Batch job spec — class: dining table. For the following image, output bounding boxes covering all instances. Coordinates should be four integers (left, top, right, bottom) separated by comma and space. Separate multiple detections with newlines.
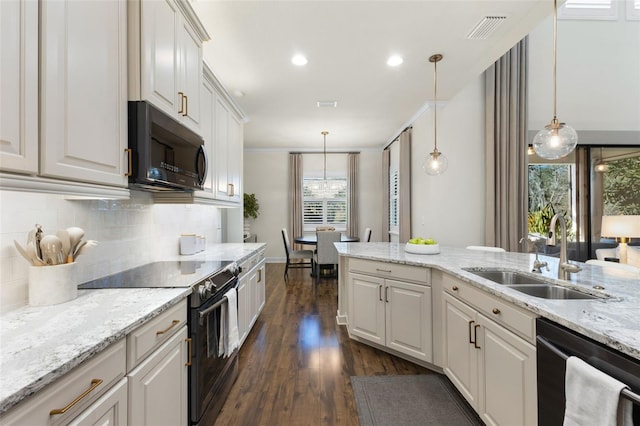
294, 234, 360, 245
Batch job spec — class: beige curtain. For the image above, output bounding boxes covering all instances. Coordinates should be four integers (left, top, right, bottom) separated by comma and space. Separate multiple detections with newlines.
382, 149, 390, 242
398, 128, 412, 243
347, 153, 359, 237
485, 37, 528, 252
289, 153, 304, 250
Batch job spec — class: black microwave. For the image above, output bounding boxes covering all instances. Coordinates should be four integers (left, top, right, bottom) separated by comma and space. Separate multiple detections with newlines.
127, 101, 206, 191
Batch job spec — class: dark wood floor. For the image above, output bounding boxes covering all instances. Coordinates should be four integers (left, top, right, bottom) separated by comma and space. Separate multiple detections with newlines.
214, 263, 431, 426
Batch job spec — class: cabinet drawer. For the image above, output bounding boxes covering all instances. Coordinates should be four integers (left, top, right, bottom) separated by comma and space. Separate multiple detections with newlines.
126, 299, 187, 371
349, 258, 430, 284
0, 340, 126, 426
443, 275, 536, 343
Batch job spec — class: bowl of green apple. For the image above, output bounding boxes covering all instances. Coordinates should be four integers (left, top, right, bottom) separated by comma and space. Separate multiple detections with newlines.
405, 237, 440, 254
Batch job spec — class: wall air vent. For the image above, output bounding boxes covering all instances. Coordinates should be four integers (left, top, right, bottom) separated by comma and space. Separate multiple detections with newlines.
466, 16, 507, 39
317, 101, 338, 108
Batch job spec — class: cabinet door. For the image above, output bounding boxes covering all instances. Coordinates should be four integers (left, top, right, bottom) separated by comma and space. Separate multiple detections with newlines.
67, 378, 128, 426
443, 293, 479, 409
40, 0, 127, 186
256, 261, 266, 314
227, 113, 242, 203
215, 98, 230, 199
179, 19, 202, 132
0, 0, 38, 174
385, 279, 432, 362
348, 273, 385, 345
247, 268, 259, 329
477, 314, 537, 426
140, 0, 179, 117
197, 72, 215, 197
237, 277, 249, 345
128, 326, 188, 426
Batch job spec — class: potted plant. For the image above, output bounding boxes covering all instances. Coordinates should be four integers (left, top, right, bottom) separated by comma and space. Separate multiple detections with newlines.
243, 193, 260, 239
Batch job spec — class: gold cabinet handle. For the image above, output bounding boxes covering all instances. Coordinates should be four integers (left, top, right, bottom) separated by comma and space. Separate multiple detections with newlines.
124, 148, 132, 176
183, 94, 188, 116
185, 337, 193, 366
178, 92, 185, 114
474, 324, 481, 349
156, 319, 180, 336
452, 285, 459, 291
468, 320, 475, 344
492, 308, 501, 315
50, 379, 103, 415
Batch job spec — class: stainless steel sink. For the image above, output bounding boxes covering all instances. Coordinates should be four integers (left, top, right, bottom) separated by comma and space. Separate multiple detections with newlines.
464, 268, 607, 300
505, 285, 603, 300
465, 269, 548, 285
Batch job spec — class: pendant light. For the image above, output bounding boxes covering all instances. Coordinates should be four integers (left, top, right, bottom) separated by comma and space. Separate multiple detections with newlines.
532, 0, 578, 160
595, 147, 609, 172
423, 54, 448, 175
309, 131, 341, 198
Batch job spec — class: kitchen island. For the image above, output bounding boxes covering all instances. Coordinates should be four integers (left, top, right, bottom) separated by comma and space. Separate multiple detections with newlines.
336, 242, 639, 425
335, 242, 639, 360
0, 243, 265, 417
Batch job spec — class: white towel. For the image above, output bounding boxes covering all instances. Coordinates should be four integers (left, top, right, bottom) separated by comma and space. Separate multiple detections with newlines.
218, 288, 239, 358
563, 356, 633, 426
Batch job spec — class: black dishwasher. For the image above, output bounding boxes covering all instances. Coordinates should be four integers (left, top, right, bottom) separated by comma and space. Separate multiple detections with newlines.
536, 318, 640, 425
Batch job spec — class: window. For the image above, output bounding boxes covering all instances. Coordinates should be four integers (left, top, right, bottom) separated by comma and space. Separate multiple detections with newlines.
528, 163, 576, 240
558, 0, 619, 20
303, 178, 347, 231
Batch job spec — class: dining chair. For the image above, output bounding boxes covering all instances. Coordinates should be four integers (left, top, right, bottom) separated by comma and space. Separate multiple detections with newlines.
314, 231, 341, 283
281, 228, 314, 280
466, 245, 506, 252
363, 227, 372, 242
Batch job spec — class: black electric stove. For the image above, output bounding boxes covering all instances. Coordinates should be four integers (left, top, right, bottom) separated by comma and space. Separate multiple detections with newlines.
79, 260, 232, 289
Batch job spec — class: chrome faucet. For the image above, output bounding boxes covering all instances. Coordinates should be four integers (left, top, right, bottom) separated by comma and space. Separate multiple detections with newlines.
547, 213, 581, 280
520, 235, 548, 273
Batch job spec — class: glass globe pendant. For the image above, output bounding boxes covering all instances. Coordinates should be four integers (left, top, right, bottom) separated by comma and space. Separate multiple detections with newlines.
423, 54, 448, 176
533, 0, 578, 160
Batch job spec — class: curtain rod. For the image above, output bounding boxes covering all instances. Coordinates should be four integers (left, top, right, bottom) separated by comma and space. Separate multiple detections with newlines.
289, 151, 361, 155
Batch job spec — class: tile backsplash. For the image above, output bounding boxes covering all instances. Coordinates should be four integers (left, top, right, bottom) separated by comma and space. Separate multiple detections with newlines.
0, 189, 222, 312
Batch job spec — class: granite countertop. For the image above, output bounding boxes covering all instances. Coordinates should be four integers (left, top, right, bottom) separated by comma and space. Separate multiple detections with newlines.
335, 242, 640, 360
0, 243, 266, 415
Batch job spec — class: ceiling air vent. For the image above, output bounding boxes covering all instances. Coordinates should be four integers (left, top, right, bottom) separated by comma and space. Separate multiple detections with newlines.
466, 16, 507, 40
317, 101, 338, 108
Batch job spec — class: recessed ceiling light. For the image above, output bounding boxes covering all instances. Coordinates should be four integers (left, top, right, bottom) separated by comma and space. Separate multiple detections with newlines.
291, 54, 308, 66
317, 101, 338, 108
387, 55, 403, 67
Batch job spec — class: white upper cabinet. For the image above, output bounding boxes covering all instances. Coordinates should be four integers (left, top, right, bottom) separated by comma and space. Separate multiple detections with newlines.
0, 0, 38, 174
40, 0, 128, 187
130, 0, 209, 134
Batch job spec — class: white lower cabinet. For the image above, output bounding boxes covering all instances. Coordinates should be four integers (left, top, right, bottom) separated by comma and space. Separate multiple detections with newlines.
348, 271, 432, 363
0, 340, 127, 425
127, 325, 188, 426
67, 378, 128, 426
237, 251, 266, 346
443, 287, 537, 426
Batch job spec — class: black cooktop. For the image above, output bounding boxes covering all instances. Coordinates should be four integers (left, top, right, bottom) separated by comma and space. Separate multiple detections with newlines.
78, 260, 233, 289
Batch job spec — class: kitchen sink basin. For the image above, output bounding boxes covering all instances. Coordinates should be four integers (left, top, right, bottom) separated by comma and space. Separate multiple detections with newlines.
465, 269, 548, 285
505, 285, 603, 300
464, 268, 608, 300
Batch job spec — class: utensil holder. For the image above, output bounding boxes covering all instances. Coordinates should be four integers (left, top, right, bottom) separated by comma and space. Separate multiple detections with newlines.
28, 262, 78, 306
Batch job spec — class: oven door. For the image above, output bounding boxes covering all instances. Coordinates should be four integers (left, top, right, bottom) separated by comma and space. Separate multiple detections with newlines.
189, 282, 239, 426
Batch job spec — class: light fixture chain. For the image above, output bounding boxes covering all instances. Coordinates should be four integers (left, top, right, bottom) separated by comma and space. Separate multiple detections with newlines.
434, 58, 438, 151
553, 0, 558, 119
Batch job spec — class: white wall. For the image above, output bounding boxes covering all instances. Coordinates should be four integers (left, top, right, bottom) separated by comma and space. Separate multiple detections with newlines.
243, 149, 382, 261
0, 190, 222, 312
529, 15, 640, 137
410, 75, 486, 248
